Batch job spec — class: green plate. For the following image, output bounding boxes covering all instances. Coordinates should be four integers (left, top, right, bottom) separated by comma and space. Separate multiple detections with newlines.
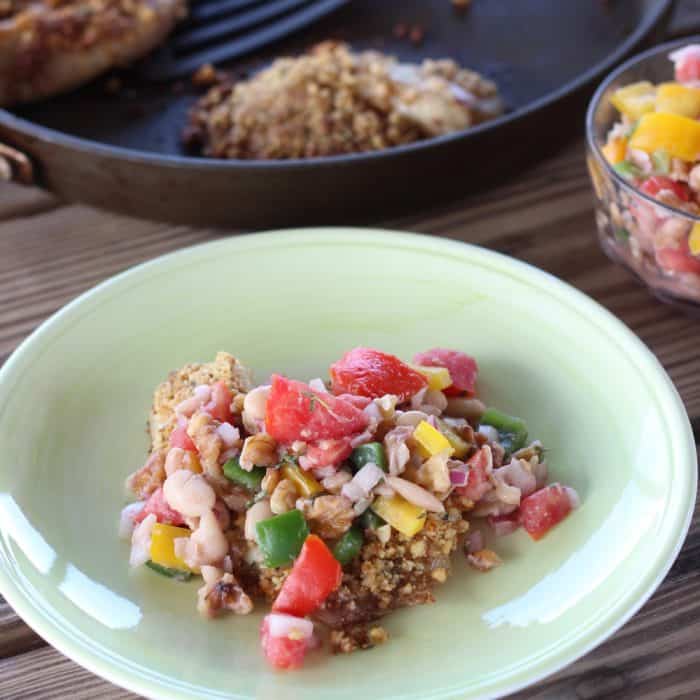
0, 229, 695, 699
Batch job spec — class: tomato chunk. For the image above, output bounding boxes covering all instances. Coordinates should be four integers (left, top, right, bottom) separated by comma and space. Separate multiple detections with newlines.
260, 616, 309, 670
169, 426, 197, 452
205, 381, 233, 423
133, 487, 185, 526
266, 375, 368, 444
455, 445, 493, 502
330, 347, 427, 401
639, 176, 691, 202
413, 347, 478, 396
273, 534, 342, 617
673, 47, 700, 83
300, 437, 354, 470
520, 484, 574, 540
656, 246, 700, 275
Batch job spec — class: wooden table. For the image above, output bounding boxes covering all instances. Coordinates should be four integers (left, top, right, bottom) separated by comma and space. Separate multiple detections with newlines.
0, 137, 699, 699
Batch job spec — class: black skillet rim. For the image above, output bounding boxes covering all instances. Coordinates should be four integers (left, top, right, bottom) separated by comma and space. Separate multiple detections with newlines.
0, 0, 674, 171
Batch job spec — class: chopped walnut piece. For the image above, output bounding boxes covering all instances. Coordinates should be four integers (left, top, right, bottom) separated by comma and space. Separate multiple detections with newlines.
467, 549, 502, 572
197, 566, 253, 617
329, 624, 389, 654
125, 450, 166, 499
301, 495, 354, 539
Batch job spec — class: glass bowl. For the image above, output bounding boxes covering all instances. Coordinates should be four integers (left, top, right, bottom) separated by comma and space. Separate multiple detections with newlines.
586, 37, 700, 313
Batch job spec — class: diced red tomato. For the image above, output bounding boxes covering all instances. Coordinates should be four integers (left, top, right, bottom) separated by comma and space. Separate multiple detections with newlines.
520, 484, 573, 540
133, 487, 185, 526
273, 535, 342, 617
640, 176, 691, 202
673, 48, 700, 83
455, 445, 493, 502
266, 375, 368, 444
330, 347, 427, 401
656, 246, 700, 275
260, 616, 309, 670
169, 426, 197, 452
413, 347, 479, 396
301, 437, 354, 469
335, 393, 373, 410
205, 381, 233, 423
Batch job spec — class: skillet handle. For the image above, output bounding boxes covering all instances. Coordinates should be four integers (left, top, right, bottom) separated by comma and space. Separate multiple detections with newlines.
0, 142, 34, 185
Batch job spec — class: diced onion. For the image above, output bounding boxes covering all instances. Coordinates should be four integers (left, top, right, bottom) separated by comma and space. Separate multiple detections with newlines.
449, 469, 468, 487
193, 384, 212, 402
129, 513, 156, 567
478, 425, 499, 442
564, 486, 580, 509
217, 422, 240, 446
308, 378, 327, 393
386, 475, 445, 513
267, 613, 314, 640
119, 501, 145, 539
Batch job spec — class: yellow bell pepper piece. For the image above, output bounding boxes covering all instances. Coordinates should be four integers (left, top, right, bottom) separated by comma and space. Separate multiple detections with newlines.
690, 223, 700, 256
149, 523, 193, 572
413, 420, 454, 458
610, 81, 656, 120
629, 112, 700, 162
282, 463, 323, 497
371, 495, 426, 538
601, 137, 628, 165
407, 364, 452, 391
656, 82, 700, 118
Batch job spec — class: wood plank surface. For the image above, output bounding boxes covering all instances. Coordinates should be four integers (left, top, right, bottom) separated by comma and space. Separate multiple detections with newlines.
4, 0, 700, 686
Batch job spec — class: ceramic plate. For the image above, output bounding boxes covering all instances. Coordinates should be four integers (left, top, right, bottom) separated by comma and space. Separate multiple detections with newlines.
0, 229, 695, 700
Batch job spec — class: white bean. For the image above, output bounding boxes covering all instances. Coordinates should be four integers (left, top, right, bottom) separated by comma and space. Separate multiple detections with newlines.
163, 470, 215, 517
245, 499, 273, 542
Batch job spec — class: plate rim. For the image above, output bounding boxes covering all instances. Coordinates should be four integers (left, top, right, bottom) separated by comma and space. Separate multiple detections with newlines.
0, 228, 695, 700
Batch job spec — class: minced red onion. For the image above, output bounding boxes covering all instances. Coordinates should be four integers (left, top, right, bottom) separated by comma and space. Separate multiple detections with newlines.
193, 384, 212, 403
312, 464, 337, 479
386, 475, 445, 513
489, 517, 519, 537
217, 422, 240, 447
466, 530, 483, 554
341, 480, 365, 503
350, 428, 375, 448
220, 447, 239, 463
449, 469, 468, 487
308, 378, 327, 393
119, 501, 145, 539
266, 613, 314, 640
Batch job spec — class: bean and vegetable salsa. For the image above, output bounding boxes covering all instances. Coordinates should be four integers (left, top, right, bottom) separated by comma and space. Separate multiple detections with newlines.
601, 45, 700, 279
121, 347, 578, 670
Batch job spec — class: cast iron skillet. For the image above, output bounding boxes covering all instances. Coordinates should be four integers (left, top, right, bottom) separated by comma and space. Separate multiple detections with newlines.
0, 0, 675, 228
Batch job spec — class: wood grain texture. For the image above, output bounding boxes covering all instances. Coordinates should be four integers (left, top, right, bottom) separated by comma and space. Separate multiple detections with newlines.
0, 135, 699, 697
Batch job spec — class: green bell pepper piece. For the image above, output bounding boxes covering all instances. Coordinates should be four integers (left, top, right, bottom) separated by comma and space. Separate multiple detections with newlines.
359, 508, 385, 530
651, 148, 670, 174
480, 408, 528, 455
223, 457, 265, 492
613, 160, 642, 179
350, 442, 387, 472
332, 526, 364, 566
145, 561, 192, 582
256, 509, 310, 568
